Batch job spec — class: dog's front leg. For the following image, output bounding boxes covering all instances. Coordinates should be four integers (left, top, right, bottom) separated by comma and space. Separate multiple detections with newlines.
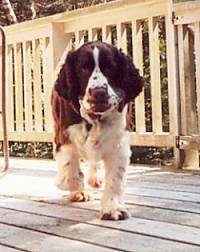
100, 143, 131, 220
55, 144, 90, 202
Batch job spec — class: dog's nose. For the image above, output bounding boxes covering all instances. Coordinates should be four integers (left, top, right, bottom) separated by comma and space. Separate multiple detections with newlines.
88, 86, 108, 103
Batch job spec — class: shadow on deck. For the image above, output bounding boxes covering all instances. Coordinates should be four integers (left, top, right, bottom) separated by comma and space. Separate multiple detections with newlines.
0, 158, 200, 252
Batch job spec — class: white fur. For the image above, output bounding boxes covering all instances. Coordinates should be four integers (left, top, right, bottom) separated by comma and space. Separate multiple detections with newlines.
81, 47, 120, 114
56, 105, 131, 219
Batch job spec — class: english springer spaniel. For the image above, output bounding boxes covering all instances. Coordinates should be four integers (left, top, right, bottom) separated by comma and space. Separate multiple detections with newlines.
51, 41, 143, 220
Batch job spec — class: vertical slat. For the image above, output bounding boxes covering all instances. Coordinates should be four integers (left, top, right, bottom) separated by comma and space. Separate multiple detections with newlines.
132, 20, 145, 133
116, 23, 122, 49
43, 37, 53, 132
93, 29, 98, 41
178, 24, 199, 169
88, 29, 93, 41
194, 22, 200, 134
149, 17, 162, 133
7, 45, 14, 132
102, 25, 112, 43
75, 31, 84, 49
88, 28, 98, 42
165, 1, 182, 168
0, 47, 2, 132
14, 43, 24, 132
178, 25, 198, 135
32, 39, 43, 132
177, 25, 186, 134
122, 23, 128, 53
23, 41, 33, 132
79, 31, 85, 46
75, 31, 79, 49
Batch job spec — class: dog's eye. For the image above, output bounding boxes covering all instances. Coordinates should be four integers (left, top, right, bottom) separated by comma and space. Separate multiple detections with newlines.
80, 64, 91, 75
81, 67, 90, 74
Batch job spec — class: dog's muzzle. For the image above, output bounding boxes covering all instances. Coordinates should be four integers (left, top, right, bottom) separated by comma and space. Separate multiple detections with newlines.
87, 86, 111, 113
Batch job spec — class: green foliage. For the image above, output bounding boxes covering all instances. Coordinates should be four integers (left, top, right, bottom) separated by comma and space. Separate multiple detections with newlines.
131, 146, 173, 166
0, 141, 53, 159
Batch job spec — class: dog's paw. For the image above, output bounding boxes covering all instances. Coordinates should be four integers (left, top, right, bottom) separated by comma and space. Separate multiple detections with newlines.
88, 176, 102, 188
69, 191, 91, 202
100, 208, 130, 221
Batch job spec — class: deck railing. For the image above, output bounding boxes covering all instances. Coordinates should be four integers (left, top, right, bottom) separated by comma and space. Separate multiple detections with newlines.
0, 0, 199, 168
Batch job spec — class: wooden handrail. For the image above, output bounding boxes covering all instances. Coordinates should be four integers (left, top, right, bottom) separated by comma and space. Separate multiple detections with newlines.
0, 25, 9, 176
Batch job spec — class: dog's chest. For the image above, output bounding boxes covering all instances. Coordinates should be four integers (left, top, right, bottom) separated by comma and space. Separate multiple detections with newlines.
67, 112, 125, 162
68, 121, 109, 161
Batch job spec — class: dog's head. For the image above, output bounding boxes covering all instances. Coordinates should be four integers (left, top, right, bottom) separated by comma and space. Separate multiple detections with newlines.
55, 41, 143, 119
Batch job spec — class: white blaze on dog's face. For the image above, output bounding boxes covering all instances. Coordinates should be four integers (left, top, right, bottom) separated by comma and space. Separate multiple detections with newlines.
80, 46, 121, 116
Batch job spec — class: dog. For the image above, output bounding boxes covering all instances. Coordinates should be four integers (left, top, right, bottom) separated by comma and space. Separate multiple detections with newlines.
51, 41, 143, 220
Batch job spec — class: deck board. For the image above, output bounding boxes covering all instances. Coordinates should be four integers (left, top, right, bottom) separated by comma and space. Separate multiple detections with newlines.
1, 158, 200, 251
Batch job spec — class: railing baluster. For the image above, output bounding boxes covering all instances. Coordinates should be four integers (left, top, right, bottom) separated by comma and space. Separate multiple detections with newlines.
132, 20, 145, 133
23, 41, 33, 132
42, 37, 53, 132
149, 17, 162, 133
14, 43, 24, 132
7, 45, 14, 132
32, 39, 43, 132
194, 21, 200, 134
102, 25, 112, 44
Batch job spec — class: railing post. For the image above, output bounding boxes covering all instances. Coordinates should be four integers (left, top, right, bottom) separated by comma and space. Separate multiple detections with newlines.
166, 1, 183, 168
0, 25, 9, 175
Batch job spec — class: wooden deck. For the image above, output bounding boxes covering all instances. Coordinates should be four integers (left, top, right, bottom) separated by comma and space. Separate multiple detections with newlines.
1, 159, 200, 251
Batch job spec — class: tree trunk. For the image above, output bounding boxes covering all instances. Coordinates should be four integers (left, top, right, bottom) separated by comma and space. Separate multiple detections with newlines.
30, 0, 36, 19
2, 0, 17, 24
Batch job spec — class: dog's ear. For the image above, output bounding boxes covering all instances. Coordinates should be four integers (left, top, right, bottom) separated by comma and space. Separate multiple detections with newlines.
117, 50, 143, 104
54, 51, 80, 110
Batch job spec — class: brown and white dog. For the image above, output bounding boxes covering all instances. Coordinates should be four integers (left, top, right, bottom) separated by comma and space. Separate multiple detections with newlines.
51, 41, 143, 220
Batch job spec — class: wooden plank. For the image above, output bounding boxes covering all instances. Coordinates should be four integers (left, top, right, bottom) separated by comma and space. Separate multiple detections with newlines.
0, 245, 23, 252
165, 1, 182, 168
125, 186, 200, 203
177, 24, 199, 169
1, 198, 200, 249
42, 37, 53, 132
129, 132, 174, 146
32, 39, 43, 132
120, 23, 127, 53
194, 22, 200, 134
116, 23, 122, 49
6, 26, 51, 44
177, 24, 187, 134
79, 193, 200, 216
149, 17, 162, 133
23, 41, 33, 132
88, 29, 93, 41
1, 207, 200, 252
75, 30, 84, 49
102, 25, 112, 44
0, 48, 2, 132
132, 20, 145, 133
127, 169, 200, 187
178, 24, 198, 135
173, 1, 200, 25
63, 1, 167, 34
126, 180, 200, 194
7, 45, 15, 132
64, 199, 200, 228
13, 43, 24, 132
0, 223, 114, 252
0, 131, 53, 142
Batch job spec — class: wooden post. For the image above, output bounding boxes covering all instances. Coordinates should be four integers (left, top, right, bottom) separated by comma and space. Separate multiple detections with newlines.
166, 0, 182, 168
0, 26, 9, 173
176, 22, 199, 169
132, 20, 145, 133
